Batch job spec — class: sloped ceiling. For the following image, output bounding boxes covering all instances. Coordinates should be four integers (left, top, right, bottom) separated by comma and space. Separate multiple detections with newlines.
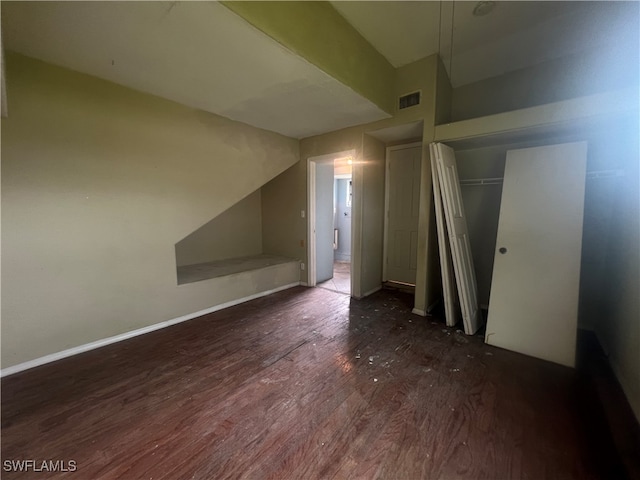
1, 1, 389, 139
331, 1, 639, 87
3, 1, 637, 138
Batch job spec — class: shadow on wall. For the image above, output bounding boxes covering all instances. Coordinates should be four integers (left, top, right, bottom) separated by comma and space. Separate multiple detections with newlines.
175, 189, 264, 269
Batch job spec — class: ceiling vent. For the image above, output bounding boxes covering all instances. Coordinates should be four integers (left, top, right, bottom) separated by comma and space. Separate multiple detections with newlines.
398, 91, 421, 110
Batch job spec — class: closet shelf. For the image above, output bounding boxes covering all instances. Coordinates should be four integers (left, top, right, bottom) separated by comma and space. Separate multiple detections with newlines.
460, 169, 625, 187
434, 88, 639, 148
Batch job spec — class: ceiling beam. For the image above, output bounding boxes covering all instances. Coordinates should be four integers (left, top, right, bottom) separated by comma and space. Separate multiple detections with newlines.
222, 1, 395, 115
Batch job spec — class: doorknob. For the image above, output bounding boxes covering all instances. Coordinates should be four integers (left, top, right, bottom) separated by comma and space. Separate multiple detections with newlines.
499, 247, 507, 254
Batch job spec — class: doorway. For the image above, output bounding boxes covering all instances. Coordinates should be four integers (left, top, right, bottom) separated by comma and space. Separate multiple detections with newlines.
308, 150, 354, 295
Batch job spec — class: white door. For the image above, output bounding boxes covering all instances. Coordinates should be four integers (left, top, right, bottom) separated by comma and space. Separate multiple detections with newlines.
430, 144, 460, 327
385, 144, 421, 285
486, 142, 587, 368
315, 162, 334, 283
433, 143, 482, 335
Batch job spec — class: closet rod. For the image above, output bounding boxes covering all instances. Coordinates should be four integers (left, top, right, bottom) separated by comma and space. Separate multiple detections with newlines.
460, 169, 625, 186
460, 177, 503, 186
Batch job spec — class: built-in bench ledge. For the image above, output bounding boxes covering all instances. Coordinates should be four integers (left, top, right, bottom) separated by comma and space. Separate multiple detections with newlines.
177, 254, 299, 286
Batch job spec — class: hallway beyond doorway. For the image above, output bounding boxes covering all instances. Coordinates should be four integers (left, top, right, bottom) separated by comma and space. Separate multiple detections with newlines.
316, 261, 350, 295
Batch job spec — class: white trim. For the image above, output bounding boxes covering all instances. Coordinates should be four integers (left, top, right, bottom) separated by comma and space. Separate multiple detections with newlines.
387, 142, 423, 152
383, 148, 391, 282
434, 88, 638, 144
307, 159, 317, 287
382, 142, 423, 282
412, 308, 427, 317
1, 282, 300, 378
307, 150, 355, 291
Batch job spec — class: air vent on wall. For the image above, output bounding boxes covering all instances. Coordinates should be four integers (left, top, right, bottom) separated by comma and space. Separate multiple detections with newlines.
399, 91, 420, 110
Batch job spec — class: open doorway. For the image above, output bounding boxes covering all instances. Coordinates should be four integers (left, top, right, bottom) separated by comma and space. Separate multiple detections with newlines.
317, 173, 352, 294
308, 150, 354, 295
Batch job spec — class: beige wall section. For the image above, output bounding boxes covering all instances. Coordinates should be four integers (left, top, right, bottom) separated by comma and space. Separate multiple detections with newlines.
221, 1, 395, 115
434, 56, 452, 125
261, 163, 307, 262
175, 190, 263, 267
1, 54, 299, 368
450, 44, 640, 122
262, 55, 441, 306
300, 128, 365, 292
359, 135, 386, 296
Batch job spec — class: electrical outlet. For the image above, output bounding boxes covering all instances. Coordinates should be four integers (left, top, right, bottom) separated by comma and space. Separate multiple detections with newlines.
300, 239, 305, 248
301, 210, 305, 218
300, 263, 305, 271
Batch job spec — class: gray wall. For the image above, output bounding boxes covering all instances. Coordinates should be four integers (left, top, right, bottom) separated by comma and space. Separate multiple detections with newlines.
451, 41, 639, 122
592, 117, 640, 421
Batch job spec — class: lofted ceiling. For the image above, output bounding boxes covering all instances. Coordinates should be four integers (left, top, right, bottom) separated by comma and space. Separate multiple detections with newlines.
1, 1, 389, 139
2, 1, 637, 139
331, 1, 639, 87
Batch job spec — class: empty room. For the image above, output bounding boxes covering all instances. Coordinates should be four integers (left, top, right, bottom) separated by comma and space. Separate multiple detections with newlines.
1, 2, 638, 479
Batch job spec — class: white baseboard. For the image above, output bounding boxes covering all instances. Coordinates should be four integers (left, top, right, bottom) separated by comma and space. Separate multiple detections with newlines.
411, 296, 439, 317
1, 282, 300, 378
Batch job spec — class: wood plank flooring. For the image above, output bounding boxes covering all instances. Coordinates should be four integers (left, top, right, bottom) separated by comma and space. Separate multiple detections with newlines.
1, 287, 626, 479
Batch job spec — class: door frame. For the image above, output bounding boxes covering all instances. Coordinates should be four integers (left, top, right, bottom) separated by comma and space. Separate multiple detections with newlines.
307, 150, 355, 288
382, 141, 423, 282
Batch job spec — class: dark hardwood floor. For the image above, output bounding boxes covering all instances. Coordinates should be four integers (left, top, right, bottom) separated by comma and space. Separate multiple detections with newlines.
1, 287, 629, 479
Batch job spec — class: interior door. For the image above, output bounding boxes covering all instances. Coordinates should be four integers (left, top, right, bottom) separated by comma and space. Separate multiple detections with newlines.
433, 142, 482, 335
315, 161, 335, 283
385, 145, 421, 285
430, 144, 460, 327
485, 142, 587, 367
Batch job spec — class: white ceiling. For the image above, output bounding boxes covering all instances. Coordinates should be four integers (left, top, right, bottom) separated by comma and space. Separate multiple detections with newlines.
331, 1, 639, 87
2, 1, 637, 139
1, 1, 389, 139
